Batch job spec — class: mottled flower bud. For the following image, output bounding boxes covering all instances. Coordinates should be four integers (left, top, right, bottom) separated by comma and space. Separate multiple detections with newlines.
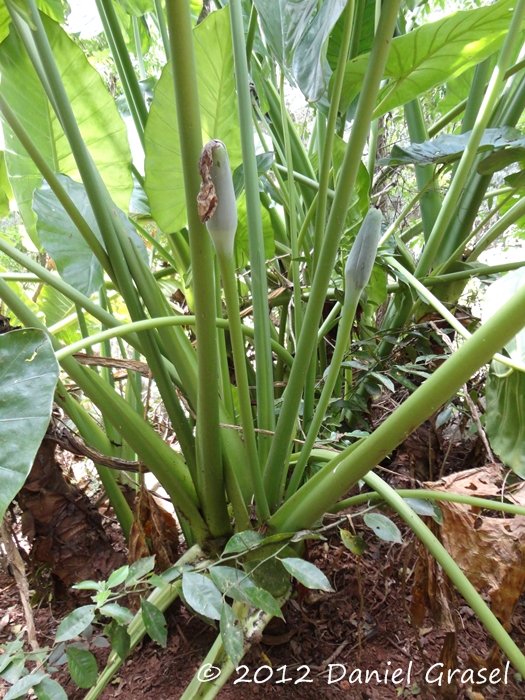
197, 140, 237, 257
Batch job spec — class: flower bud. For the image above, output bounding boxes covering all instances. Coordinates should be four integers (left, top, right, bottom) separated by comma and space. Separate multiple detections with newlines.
345, 207, 382, 292
197, 140, 237, 257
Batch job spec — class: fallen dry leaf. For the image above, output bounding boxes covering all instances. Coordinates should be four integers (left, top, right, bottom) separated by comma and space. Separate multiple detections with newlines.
411, 463, 525, 675
129, 485, 179, 572
425, 464, 525, 631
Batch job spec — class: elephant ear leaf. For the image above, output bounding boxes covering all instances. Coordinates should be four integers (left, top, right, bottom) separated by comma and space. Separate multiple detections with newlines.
0, 329, 59, 522
483, 268, 525, 477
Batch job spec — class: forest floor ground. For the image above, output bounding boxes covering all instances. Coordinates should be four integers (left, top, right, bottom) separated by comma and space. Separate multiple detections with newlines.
1, 427, 525, 700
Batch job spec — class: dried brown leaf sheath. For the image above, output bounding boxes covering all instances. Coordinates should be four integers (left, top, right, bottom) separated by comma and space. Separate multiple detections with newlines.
197, 139, 220, 222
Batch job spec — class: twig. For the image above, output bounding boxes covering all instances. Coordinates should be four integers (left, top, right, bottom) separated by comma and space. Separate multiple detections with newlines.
73, 353, 151, 376
0, 514, 39, 650
46, 419, 142, 473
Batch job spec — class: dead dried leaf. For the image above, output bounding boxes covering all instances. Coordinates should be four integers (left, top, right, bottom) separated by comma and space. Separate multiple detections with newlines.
424, 464, 525, 631
197, 140, 219, 222
128, 486, 179, 572
413, 464, 525, 670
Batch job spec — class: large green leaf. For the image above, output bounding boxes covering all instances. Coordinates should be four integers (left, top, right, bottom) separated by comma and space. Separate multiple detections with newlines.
38, 285, 78, 345
379, 127, 525, 167
33, 176, 105, 297
292, 0, 346, 102
0, 0, 68, 45
252, 0, 318, 65
483, 268, 525, 476
115, 0, 154, 16
0, 15, 132, 244
327, 0, 375, 70
144, 7, 241, 232
338, 0, 519, 116
486, 368, 525, 477
0, 329, 59, 523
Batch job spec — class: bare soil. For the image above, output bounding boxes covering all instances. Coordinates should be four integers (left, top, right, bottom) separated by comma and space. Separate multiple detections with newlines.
2, 520, 525, 700
2, 430, 525, 700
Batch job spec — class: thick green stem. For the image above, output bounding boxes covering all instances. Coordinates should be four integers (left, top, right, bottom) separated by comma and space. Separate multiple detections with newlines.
404, 99, 442, 239
96, 0, 148, 140
153, 0, 170, 59
105, 240, 200, 475
286, 291, 359, 498
270, 275, 525, 532
330, 487, 525, 516
263, 0, 401, 510
313, 0, 355, 267
218, 252, 270, 521
166, 0, 230, 537
364, 472, 525, 676
415, 0, 525, 276
230, 0, 275, 465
